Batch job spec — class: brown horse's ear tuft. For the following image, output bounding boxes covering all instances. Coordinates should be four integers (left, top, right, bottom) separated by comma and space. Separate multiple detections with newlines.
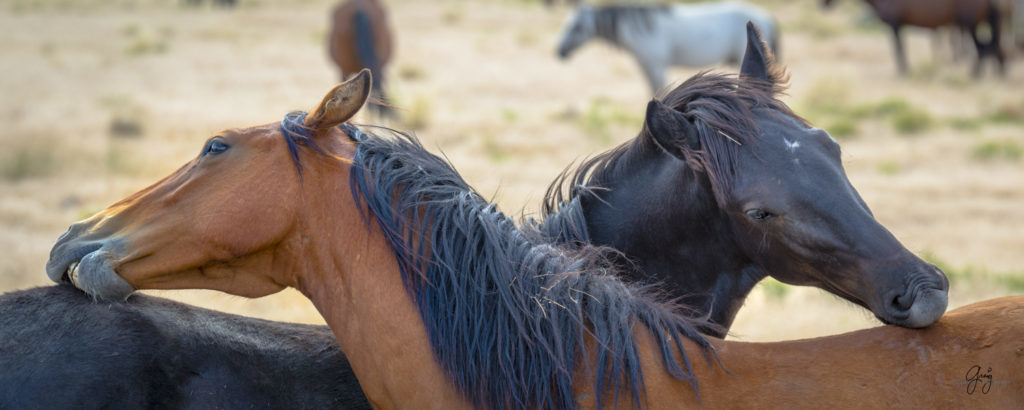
304, 69, 372, 131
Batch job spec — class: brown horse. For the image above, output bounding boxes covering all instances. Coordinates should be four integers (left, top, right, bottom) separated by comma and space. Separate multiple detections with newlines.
328, 0, 393, 117
825, 0, 1007, 77
48, 66, 1024, 408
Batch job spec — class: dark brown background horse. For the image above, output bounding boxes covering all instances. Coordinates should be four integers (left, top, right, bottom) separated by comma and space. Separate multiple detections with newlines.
328, 0, 394, 117
826, 0, 1007, 76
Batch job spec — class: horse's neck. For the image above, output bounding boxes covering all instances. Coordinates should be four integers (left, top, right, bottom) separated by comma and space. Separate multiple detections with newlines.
584, 147, 765, 333
293, 191, 470, 409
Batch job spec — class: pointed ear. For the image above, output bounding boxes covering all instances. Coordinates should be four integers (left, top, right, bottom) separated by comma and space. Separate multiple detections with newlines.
304, 69, 372, 131
739, 21, 774, 83
644, 100, 699, 160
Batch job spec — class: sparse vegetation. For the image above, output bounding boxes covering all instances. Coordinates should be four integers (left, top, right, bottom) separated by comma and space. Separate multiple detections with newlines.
1, 140, 58, 181
500, 108, 519, 124
398, 64, 426, 81
971, 139, 1023, 162
578, 97, 642, 144
921, 251, 1024, 292
100, 95, 146, 138
876, 160, 902, 175
441, 8, 462, 25
482, 133, 507, 163
948, 117, 982, 132
890, 106, 933, 134
759, 278, 790, 302
826, 118, 857, 139
805, 93, 935, 136
401, 97, 432, 131
987, 100, 1024, 125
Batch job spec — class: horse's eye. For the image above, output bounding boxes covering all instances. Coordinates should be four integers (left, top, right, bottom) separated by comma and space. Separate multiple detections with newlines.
201, 138, 230, 157
746, 209, 773, 221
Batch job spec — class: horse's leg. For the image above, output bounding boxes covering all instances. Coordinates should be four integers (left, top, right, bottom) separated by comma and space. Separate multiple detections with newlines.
890, 24, 909, 75
637, 60, 666, 95
931, 28, 943, 63
967, 24, 986, 78
988, 2, 1008, 77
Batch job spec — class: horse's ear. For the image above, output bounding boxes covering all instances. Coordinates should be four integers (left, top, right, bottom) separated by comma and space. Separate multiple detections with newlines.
644, 100, 699, 159
304, 69, 372, 131
739, 21, 774, 84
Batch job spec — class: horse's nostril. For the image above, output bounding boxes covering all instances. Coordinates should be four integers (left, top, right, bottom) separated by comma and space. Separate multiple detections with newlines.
891, 292, 913, 312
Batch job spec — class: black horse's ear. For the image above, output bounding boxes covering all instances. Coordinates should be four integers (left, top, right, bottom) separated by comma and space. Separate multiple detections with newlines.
644, 100, 699, 159
740, 21, 772, 83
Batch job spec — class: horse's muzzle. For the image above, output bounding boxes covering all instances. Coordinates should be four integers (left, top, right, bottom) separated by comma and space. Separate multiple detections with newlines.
47, 226, 135, 301
877, 265, 949, 328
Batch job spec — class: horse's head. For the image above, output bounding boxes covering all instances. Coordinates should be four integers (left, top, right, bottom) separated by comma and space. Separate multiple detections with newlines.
556, 4, 595, 59
46, 70, 373, 301
644, 23, 948, 328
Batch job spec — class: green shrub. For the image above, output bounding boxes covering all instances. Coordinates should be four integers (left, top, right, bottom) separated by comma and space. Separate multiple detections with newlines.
971, 139, 1023, 162
891, 108, 933, 134
826, 118, 857, 139
1, 142, 57, 181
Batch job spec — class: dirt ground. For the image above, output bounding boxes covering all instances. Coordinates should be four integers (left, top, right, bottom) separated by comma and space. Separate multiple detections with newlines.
0, 0, 1021, 342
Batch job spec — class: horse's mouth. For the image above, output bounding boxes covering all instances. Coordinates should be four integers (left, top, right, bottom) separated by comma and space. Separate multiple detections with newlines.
63, 260, 81, 287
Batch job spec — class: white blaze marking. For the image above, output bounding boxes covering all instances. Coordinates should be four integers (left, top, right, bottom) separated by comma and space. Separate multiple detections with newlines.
784, 138, 800, 152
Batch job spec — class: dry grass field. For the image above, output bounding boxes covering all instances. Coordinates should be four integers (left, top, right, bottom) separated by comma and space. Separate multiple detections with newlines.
1, 0, 1021, 342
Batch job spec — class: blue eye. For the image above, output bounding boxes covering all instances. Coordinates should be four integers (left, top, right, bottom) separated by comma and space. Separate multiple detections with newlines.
201, 138, 230, 157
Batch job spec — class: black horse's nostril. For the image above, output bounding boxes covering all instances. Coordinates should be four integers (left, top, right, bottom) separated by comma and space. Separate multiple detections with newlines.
891, 292, 913, 311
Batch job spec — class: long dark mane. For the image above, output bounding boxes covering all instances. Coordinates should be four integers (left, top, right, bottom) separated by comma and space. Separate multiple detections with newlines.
278, 117, 716, 409
542, 71, 803, 224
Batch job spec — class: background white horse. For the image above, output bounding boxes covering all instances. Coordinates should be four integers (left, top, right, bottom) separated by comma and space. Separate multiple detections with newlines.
556, 2, 779, 94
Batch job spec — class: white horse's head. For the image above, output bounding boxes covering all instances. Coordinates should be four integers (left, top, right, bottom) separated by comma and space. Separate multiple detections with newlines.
556, 4, 595, 59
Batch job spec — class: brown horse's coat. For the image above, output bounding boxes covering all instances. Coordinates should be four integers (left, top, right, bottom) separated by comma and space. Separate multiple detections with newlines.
864, 0, 992, 28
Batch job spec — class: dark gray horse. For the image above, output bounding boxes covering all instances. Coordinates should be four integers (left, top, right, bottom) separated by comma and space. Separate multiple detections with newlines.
0, 286, 369, 410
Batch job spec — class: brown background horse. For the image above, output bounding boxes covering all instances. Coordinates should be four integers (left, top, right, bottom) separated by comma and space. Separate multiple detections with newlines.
825, 0, 1008, 76
328, 0, 394, 116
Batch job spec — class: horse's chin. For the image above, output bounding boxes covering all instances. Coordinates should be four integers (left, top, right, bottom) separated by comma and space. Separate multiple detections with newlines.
891, 287, 948, 328
60, 250, 135, 302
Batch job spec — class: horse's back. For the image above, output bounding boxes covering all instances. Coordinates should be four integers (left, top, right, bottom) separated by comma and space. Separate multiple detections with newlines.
665, 2, 776, 65
0, 286, 179, 409
0, 286, 370, 410
329, 0, 392, 77
872, 0, 993, 27
688, 296, 1024, 407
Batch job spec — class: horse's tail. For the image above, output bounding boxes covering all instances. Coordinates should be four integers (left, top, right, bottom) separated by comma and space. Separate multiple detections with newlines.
354, 9, 394, 118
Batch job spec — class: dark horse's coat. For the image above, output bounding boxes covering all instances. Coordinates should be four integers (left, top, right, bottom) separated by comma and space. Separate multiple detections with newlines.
0, 286, 370, 410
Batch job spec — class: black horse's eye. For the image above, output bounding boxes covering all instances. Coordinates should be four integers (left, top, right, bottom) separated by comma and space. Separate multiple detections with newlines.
201, 138, 230, 157
746, 209, 773, 221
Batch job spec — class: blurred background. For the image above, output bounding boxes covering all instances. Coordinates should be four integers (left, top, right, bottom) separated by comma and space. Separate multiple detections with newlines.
0, 0, 1021, 342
